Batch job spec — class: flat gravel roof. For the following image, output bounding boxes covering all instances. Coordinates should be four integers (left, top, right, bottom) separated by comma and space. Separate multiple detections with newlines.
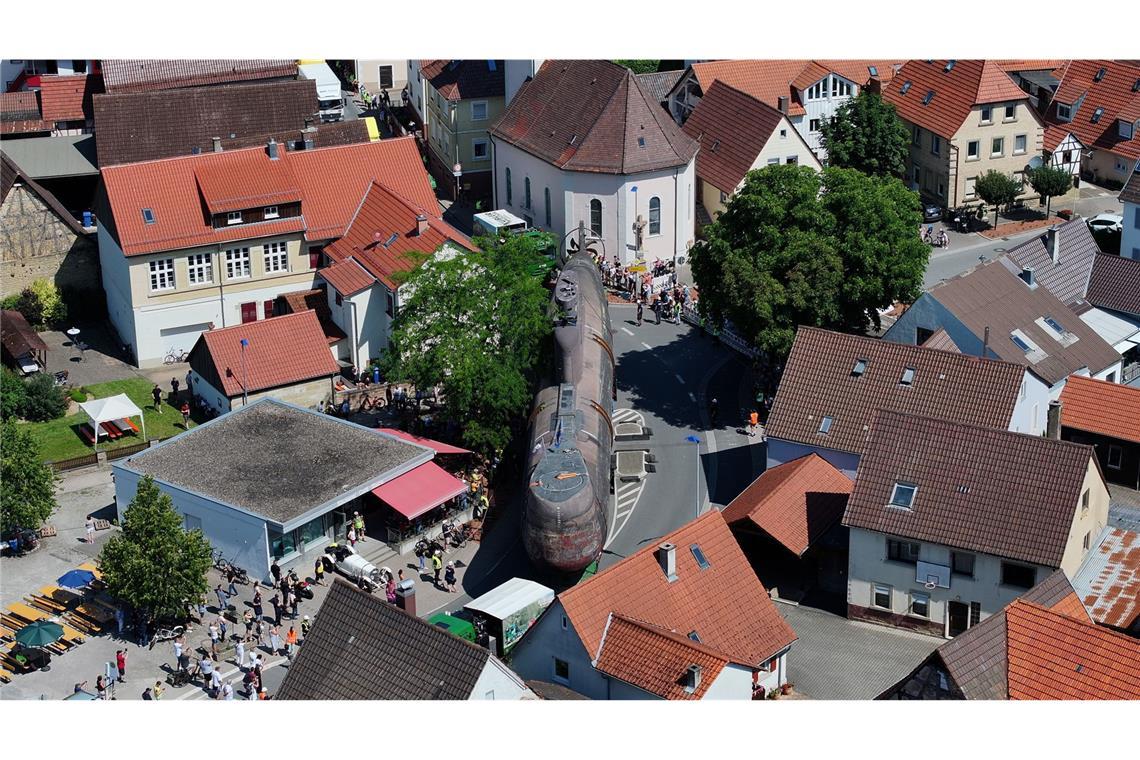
123, 400, 427, 524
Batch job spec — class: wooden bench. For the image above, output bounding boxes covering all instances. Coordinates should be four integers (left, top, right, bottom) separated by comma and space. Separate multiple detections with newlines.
6, 602, 50, 624
0, 667, 11, 683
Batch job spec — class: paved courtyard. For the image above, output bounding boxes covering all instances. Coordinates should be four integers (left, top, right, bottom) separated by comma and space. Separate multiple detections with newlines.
777, 601, 941, 700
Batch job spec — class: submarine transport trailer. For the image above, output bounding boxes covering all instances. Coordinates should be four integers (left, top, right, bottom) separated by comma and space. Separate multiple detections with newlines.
522, 252, 616, 575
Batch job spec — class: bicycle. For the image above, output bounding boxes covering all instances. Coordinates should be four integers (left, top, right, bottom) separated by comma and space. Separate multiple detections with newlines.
148, 624, 185, 650
212, 550, 250, 585
163, 348, 189, 365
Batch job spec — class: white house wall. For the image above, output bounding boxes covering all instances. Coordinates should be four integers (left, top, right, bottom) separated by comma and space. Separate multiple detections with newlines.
1049, 133, 1084, 176
98, 224, 137, 360
468, 657, 535, 700
1010, 371, 1051, 436
1121, 201, 1140, 260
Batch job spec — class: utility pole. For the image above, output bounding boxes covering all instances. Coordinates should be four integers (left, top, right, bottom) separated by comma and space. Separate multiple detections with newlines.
240, 338, 249, 407
686, 435, 701, 519
578, 219, 586, 259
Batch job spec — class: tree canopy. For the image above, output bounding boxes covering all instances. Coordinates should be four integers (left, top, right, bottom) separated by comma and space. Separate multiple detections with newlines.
818, 92, 910, 178
690, 164, 929, 356
99, 476, 212, 624
613, 60, 660, 75
974, 170, 1022, 228
381, 235, 553, 455
1, 423, 58, 535
1026, 164, 1073, 216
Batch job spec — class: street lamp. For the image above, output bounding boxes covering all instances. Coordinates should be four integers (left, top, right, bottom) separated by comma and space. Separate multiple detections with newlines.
685, 435, 701, 519
240, 338, 250, 407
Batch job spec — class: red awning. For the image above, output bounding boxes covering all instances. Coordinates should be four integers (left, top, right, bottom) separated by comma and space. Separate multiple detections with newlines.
371, 462, 468, 520
377, 428, 471, 455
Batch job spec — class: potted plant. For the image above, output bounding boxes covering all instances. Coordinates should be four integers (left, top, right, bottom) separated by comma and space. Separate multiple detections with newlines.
780, 682, 793, 695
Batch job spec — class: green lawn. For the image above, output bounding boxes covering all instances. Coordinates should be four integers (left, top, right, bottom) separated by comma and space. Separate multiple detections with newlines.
24, 378, 201, 464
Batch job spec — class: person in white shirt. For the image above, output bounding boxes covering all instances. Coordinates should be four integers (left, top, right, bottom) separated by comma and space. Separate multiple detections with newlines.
234, 639, 246, 669
220, 682, 234, 700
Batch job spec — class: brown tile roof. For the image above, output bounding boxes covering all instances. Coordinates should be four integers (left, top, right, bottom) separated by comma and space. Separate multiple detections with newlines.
1085, 252, 1140, 317
1004, 219, 1100, 306
1005, 599, 1140, 699
1, 309, 49, 359
1060, 375, 1140, 445
927, 256, 1121, 386
766, 327, 1025, 456
592, 614, 729, 700
101, 137, 437, 256
421, 60, 504, 101
93, 79, 321, 167
994, 60, 1069, 73
192, 310, 339, 397
0, 90, 40, 120
920, 328, 959, 352
101, 59, 297, 94
882, 60, 1028, 139
559, 510, 796, 669
218, 119, 369, 153
1072, 527, 1140, 631
680, 80, 786, 194
843, 410, 1096, 567
277, 289, 347, 345
635, 70, 684, 104
324, 181, 475, 290
38, 74, 92, 122
1046, 59, 1140, 161
722, 453, 852, 556
1121, 169, 1140, 205
490, 60, 697, 175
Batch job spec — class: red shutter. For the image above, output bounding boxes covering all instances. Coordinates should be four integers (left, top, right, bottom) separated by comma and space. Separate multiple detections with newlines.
263, 299, 275, 318
241, 302, 257, 324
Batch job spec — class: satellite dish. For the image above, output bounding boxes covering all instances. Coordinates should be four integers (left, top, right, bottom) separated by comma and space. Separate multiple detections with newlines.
1026, 156, 1044, 171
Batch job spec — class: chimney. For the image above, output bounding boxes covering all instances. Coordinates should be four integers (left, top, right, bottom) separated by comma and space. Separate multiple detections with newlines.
1018, 266, 1035, 287
656, 542, 677, 582
212, 136, 222, 153
983, 326, 991, 357
267, 138, 279, 160
415, 213, 428, 236
777, 96, 789, 115
1046, 224, 1061, 264
1046, 400, 1062, 440
683, 664, 702, 693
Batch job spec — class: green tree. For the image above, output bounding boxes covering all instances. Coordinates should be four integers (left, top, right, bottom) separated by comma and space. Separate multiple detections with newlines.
22, 372, 67, 422
1026, 164, 1073, 217
974, 170, 1022, 229
690, 164, 928, 356
1, 367, 28, 420
818, 92, 910, 178
12, 279, 68, 329
381, 235, 553, 455
99, 476, 212, 624
1, 423, 58, 534
613, 60, 660, 75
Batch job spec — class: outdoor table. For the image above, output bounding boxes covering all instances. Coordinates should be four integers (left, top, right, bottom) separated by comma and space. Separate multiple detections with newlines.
111, 418, 133, 434
66, 327, 82, 361
11, 646, 50, 672
38, 586, 82, 606
73, 603, 113, 626
7, 602, 51, 624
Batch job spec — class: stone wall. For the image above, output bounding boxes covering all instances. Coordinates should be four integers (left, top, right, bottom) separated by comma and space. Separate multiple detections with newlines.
0, 185, 99, 298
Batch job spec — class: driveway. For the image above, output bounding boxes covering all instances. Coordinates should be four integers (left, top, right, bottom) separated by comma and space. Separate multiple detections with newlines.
777, 601, 940, 699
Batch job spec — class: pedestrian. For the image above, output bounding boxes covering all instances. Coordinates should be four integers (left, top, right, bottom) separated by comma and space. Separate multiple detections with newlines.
153, 681, 164, 701
114, 606, 125, 636
673, 300, 682, 324
177, 399, 191, 427
185, 370, 193, 399
748, 410, 759, 438
289, 590, 300, 619
151, 384, 163, 412
249, 651, 262, 673
252, 588, 263, 621
171, 377, 180, 399
398, 569, 405, 583
270, 592, 282, 626
243, 609, 254, 639
347, 526, 357, 547
255, 620, 267, 649
215, 584, 229, 612
432, 550, 443, 587
196, 595, 208, 621
142, 686, 154, 701
314, 558, 325, 586
286, 626, 298, 658
270, 561, 281, 585
386, 576, 397, 603
115, 649, 127, 682
354, 511, 366, 542
96, 674, 108, 700
209, 665, 223, 697
270, 625, 283, 656
225, 567, 239, 598
416, 542, 426, 572
218, 616, 228, 642
301, 614, 312, 642
709, 397, 719, 427
221, 681, 234, 700
444, 561, 457, 593
173, 636, 184, 670
85, 515, 96, 543
636, 299, 643, 326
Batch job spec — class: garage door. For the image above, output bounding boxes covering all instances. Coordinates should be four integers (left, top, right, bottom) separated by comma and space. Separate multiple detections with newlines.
160, 323, 211, 357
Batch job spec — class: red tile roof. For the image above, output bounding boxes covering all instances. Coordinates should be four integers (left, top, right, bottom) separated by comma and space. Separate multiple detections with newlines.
1005, 600, 1140, 700
38, 74, 91, 122
722, 454, 852, 556
559, 510, 796, 670
1059, 375, 1140, 445
324, 181, 475, 290
882, 60, 1029, 139
277, 289, 346, 344
193, 310, 339, 397
101, 137, 437, 256
420, 60, 504, 101
101, 59, 297, 94
1045, 60, 1140, 161
681, 80, 787, 194
592, 614, 729, 700
319, 258, 375, 297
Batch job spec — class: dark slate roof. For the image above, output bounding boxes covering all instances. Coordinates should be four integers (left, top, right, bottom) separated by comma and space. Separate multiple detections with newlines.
1004, 219, 1099, 306
1085, 253, 1140, 318
120, 399, 429, 526
276, 579, 494, 700
927, 256, 1121, 386
490, 60, 697, 175
525, 680, 591, 700
101, 59, 297, 93
635, 70, 684, 104
1120, 169, 1140, 205
843, 410, 1096, 567
420, 60, 504, 101
766, 327, 1025, 456
93, 79, 320, 166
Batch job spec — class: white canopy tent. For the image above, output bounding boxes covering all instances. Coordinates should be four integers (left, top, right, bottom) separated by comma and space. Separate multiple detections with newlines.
78, 394, 146, 448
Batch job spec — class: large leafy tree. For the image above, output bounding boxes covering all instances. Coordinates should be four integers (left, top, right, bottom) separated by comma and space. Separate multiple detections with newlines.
1026, 164, 1073, 217
613, 60, 660, 75
1, 368, 28, 420
974, 170, 1022, 229
22, 372, 67, 422
1, 423, 58, 534
381, 235, 553, 455
690, 164, 928, 356
99, 476, 212, 624
818, 92, 910, 178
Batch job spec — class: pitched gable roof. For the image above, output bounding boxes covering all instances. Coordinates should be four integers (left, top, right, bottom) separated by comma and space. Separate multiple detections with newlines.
277, 579, 499, 700
490, 60, 697, 175
559, 510, 796, 670
277, 289, 346, 345
766, 327, 1025, 456
689, 60, 813, 116
635, 70, 684, 104
722, 453, 853, 556
1085, 252, 1140, 317
1004, 219, 1100, 306
0, 91, 51, 135
192, 311, 339, 398
843, 410, 1096, 567
421, 60, 504, 101
680, 80, 788, 193
0, 152, 88, 236
1060, 375, 1140, 445
101, 59, 297, 94
927, 256, 1121, 386
592, 614, 729, 700
882, 60, 1029, 139
38, 74, 93, 122
1121, 169, 1140, 205
1046, 59, 1140, 161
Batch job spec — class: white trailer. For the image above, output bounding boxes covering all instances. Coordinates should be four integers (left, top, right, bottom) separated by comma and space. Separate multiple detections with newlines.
298, 61, 345, 122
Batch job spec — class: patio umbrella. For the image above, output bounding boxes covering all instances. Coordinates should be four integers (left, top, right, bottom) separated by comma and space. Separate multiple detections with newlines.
57, 569, 96, 589
15, 620, 64, 648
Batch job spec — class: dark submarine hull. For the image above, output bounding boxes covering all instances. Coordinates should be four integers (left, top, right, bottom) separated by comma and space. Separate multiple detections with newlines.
522, 253, 615, 574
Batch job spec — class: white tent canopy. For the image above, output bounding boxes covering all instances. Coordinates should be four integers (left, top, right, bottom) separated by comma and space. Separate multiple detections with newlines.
79, 393, 146, 447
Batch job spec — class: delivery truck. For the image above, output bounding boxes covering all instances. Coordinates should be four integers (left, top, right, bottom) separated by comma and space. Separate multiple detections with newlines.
298, 60, 345, 122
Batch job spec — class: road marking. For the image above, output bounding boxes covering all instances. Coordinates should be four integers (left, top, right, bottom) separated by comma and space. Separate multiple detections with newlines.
620, 327, 634, 336
641, 342, 652, 351
605, 472, 647, 549
675, 373, 685, 385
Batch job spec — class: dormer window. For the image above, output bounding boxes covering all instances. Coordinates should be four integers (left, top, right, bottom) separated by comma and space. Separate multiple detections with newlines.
264, 206, 279, 219
1120, 120, 1135, 140
889, 482, 917, 510
852, 358, 868, 377
819, 416, 833, 434
900, 367, 915, 386
141, 208, 156, 225
227, 211, 242, 225
1056, 102, 1072, 121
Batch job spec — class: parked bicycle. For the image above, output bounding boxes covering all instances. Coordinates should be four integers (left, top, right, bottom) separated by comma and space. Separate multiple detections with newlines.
148, 624, 185, 650
212, 550, 250, 585
163, 348, 189, 365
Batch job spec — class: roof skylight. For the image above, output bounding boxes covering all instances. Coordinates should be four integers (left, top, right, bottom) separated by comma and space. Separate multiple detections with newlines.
141, 208, 155, 224
852, 358, 868, 377
900, 81, 912, 94
889, 482, 917, 510
922, 90, 935, 105
819, 416, 833, 434
690, 544, 710, 570
900, 367, 916, 386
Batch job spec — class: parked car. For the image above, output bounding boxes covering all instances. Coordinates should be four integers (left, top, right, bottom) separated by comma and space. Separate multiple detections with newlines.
1087, 213, 1124, 234
922, 202, 944, 223
321, 543, 386, 591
